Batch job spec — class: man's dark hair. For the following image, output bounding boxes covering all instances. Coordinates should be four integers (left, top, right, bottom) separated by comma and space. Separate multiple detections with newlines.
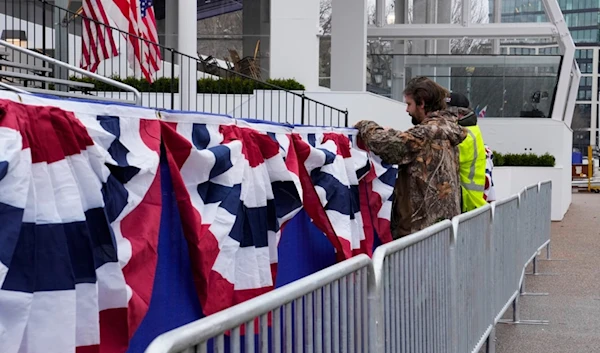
403, 76, 449, 113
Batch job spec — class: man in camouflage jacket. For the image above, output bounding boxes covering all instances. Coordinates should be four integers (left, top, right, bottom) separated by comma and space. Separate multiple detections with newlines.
354, 77, 467, 239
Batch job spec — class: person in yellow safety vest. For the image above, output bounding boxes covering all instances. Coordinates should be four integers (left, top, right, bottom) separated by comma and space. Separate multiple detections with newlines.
446, 92, 487, 213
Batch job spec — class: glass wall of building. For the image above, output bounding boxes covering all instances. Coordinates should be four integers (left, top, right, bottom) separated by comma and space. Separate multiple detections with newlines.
365, 54, 563, 118
155, 0, 271, 79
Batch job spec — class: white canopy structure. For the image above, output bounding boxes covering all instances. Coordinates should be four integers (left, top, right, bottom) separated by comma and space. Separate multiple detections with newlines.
328, 0, 580, 126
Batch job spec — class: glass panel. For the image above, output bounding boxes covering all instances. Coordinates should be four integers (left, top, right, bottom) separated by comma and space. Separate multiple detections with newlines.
579, 61, 593, 74
572, 104, 592, 130
383, 0, 410, 25
580, 76, 593, 88
319, 37, 331, 88
573, 130, 591, 152
367, 0, 376, 25
366, 54, 563, 118
499, 0, 548, 23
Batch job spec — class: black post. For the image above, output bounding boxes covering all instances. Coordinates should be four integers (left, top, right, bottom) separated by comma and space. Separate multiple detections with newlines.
344, 109, 349, 127
42, 0, 46, 56
170, 49, 175, 110
300, 94, 306, 125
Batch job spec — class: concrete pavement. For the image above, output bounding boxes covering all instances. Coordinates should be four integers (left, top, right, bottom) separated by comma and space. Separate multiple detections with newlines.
496, 192, 600, 353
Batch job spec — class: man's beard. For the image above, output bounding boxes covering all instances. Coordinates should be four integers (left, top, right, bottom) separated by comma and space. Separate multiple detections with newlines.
411, 116, 420, 126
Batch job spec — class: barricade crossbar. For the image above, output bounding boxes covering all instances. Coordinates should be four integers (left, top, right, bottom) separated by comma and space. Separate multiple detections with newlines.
145, 180, 553, 353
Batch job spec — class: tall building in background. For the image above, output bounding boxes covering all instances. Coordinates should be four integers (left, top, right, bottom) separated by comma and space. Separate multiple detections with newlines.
495, 0, 600, 150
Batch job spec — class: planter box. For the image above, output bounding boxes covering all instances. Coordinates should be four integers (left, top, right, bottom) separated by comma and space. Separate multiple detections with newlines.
493, 166, 570, 221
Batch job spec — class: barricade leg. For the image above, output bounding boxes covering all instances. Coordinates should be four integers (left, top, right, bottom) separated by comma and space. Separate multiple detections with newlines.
539, 242, 568, 262
520, 272, 548, 296
499, 286, 549, 326
526, 255, 559, 276
486, 327, 496, 353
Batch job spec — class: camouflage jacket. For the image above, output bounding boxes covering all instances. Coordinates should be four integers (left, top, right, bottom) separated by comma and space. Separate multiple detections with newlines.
355, 111, 467, 239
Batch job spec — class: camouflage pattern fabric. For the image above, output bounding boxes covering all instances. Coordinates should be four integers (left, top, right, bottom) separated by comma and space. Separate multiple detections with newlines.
355, 111, 467, 239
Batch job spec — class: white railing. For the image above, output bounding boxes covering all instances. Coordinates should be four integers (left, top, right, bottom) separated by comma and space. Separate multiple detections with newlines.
145, 181, 553, 353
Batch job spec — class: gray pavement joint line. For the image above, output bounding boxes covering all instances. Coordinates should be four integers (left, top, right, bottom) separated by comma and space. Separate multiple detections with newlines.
525, 272, 560, 276
521, 292, 549, 296
498, 320, 549, 326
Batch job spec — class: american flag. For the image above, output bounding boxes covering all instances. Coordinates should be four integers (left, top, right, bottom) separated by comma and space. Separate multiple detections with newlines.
137, 0, 161, 82
81, 0, 161, 82
81, 0, 119, 72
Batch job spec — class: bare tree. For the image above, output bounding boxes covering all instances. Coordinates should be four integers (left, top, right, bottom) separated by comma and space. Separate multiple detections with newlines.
318, 0, 333, 86
450, 0, 490, 54
320, 0, 333, 35
196, 11, 243, 61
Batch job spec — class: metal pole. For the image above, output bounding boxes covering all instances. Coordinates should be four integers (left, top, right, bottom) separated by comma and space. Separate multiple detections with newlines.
54, 0, 70, 91
42, 0, 47, 57
344, 109, 349, 127
171, 49, 176, 110
300, 94, 306, 125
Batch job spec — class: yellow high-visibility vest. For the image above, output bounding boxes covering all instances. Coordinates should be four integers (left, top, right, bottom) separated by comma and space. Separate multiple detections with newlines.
459, 125, 487, 212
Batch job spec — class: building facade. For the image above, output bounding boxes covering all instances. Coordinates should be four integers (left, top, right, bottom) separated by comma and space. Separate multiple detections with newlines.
495, 0, 600, 148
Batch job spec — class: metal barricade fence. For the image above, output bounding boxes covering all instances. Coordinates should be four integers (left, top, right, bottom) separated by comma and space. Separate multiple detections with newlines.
145, 254, 374, 353
538, 181, 552, 256
519, 186, 535, 270
491, 195, 521, 323
370, 221, 455, 353
145, 181, 553, 353
452, 205, 494, 353
527, 185, 541, 262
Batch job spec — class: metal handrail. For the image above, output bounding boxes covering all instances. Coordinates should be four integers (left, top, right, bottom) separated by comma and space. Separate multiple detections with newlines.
0, 81, 29, 94
0, 39, 142, 105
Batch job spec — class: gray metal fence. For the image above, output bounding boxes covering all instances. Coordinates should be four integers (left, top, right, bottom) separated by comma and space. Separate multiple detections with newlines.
370, 220, 454, 353
491, 194, 521, 323
452, 205, 494, 353
145, 181, 553, 353
144, 254, 375, 353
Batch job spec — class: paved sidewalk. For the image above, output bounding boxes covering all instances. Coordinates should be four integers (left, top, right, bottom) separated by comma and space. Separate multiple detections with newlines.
496, 192, 600, 353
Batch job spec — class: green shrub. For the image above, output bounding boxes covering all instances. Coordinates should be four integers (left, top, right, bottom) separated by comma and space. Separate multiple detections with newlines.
67, 76, 305, 93
493, 151, 555, 167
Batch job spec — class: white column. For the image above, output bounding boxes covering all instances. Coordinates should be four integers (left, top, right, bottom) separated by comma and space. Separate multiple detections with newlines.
271, 0, 320, 89
492, 0, 502, 54
330, 0, 367, 91
178, 0, 197, 111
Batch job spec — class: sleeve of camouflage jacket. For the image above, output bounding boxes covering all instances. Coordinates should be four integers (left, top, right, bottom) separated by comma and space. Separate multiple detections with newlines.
354, 120, 423, 165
